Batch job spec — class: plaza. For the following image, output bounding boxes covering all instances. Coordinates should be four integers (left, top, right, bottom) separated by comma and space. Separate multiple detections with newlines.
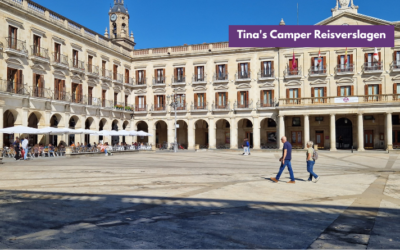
0, 151, 399, 249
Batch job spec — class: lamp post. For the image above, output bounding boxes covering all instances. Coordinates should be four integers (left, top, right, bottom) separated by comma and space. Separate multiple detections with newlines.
168, 89, 185, 153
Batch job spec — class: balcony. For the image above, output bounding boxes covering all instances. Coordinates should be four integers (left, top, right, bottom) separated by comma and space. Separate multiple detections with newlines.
71, 94, 87, 105
309, 67, 327, 77
151, 104, 167, 113
192, 74, 207, 84
113, 73, 123, 84
279, 94, 400, 107
153, 76, 166, 86
213, 73, 229, 83
134, 105, 148, 113
171, 103, 188, 113
191, 103, 208, 112
234, 101, 253, 110
172, 76, 186, 85
101, 99, 113, 109
113, 102, 126, 111
235, 71, 251, 82
134, 78, 147, 87
124, 77, 134, 86
257, 100, 277, 109
51, 53, 69, 69
284, 67, 302, 79
70, 60, 85, 74
5, 37, 28, 57
53, 90, 71, 102
212, 102, 230, 111
30, 46, 50, 64
0, 80, 29, 96
30, 87, 53, 99
101, 69, 112, 82
391, 61, 400, 72
86, 64, 99, 78
363, 62, 383, 74
258, 70, 275, 80
335, 64, 355, 75
87, 97, 102, 107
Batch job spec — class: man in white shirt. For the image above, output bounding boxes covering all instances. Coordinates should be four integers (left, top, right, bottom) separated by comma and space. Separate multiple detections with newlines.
21, 137, 29, 160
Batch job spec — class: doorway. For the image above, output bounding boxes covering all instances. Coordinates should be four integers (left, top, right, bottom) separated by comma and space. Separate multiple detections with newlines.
364, 130, 374, 149
336, 118, 353, 149
315, 131, 324, 149
246, 132, 253, 148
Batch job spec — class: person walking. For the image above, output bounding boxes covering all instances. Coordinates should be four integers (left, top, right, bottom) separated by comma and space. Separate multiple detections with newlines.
22, 136, 29, 160
271, 136, 296, 184
306, 141, 320, 183
242, 138, 249, 155
13, 137, 21, 161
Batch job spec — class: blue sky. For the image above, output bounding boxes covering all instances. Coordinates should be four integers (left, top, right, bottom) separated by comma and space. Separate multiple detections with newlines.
33, 0, 399, 49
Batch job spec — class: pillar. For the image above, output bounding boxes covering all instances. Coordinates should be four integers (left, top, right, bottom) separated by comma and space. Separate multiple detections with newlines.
0, 101, 4, 148
149, 122, 156, 147
188, 119, 195, 150
278, 115, 285, 149
230, 118, 238, 149
64, 113, 70, 145
167, 119, 175, 149
304, 115, 310, 149
208, 119, 216, 149
358, 113, 365, 151
330, 114, 337, 151
253, 117, 261, 150
386, 113, 393, 150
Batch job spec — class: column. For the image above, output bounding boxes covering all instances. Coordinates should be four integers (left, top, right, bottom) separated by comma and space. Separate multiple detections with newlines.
330, 114, 337, 151
188, 119, 195, 150
253, 117, 261, 150
208, 119, 216, 149
357, 113, 365, 151
278, 115, 285, 149
304, 115, 310, 149
64, 113, 71, 145
230, 118, 238, 149
0, 101, 4, 148
167, 119, 175, 149
386, 113, 393, 150
148, 122, 156, 147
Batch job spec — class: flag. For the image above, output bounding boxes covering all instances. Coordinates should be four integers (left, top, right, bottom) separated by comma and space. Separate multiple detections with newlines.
344, 47, 348, 65
373, 47, 379, 62
317, 49, 322, 67
292, 50, 297, 70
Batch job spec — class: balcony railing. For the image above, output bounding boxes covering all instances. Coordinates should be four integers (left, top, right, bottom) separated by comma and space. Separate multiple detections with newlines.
30, 46, 49, 60
258, 100, 276, 108
52, 53, 68, 66
88, 97, 102, 106
363, 62, 383, 72
192, 103, 208, 110
153, 76, 166, 85
113, 73, 123, 83
235, 101, 253, 109
335, 64, 354, 74
136, 78, 146, 85
71, 60, 85, 71
212, 102, 230, 111
102, 99, 113, 108
152, 104, 167, 111
53, 90, 71, 102
0, 80, 29, 95
135, 104, 148, 112
258, 70, 275, 79
172, 76, 186, 84
125, 77, 134, 85
214, 73, 229, 81
236, 71, 251, 80
279, 94, 400, 106
309, 66, 327, 75
173, 103, 188, 111
101, 69, 112, 80
391, 61, 400, 71
193, 74, 207, 83
71, 94, 87, 104
87, 64, 99, 75
284, 67, 302, 78
30, 87, 52, 99
5, 37, 27, 54
113, 102, 126, 110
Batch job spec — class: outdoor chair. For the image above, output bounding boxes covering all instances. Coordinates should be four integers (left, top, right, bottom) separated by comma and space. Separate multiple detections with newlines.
28, 148, 35, 158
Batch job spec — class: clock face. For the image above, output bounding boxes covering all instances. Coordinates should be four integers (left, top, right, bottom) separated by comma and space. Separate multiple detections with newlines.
111, 14, 117, 22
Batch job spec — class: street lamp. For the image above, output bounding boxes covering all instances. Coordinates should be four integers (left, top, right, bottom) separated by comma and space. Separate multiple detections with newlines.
168, 89, 185, 153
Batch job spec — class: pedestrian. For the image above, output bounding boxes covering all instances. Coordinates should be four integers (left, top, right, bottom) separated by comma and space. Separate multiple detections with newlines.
13, 137, 21, 161
338, 136, 343, 149
306, 141, 320, 183
271, 136, 296, 184
242, 138, 249, 155
22, 136, 29, 160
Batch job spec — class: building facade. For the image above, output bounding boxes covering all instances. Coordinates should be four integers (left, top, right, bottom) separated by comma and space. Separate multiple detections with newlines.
1, 0, 400, 151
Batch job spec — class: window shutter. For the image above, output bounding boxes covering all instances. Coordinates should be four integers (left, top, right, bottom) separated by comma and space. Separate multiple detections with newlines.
135, 71, 138, 82
261, 62, 264, 73
394, 51, 397, 62
311, 57, 315, 67
154, 95, 157, 109
154, 69, 157, 79
271, 61, 274, 71
163, 69, 165, 77
194, 93, 198, 107
286, 89, 290, 98
323, 57, 327, 70
337, 55, 341, 67
183, 67, 185, 77
260, 90, 263, 106
54, 79, 58, 92
247, 62, 250, 75
364, 53, 368, 63
378, 52, 381, 62
337, 86, 341, 96
204, 93, 207, 106
40, 75, 44, 89
289, 59, 293, 69
351, 85, 354, 96
311, 87, 315, 97
225, 64, 228, 74
17, 70, 23, 91
79, 84, 83, 100
271, 90, 275, 103
215, 92, 218, 106
143, 71, 146, 82
246, 91, 249, 104
33, 73, 36, 87
238, 63, 241, 74
378, 84, 382, 95
394, 83, 397, 94
215, 65, 218, 76
350, 54, 354, 65
195, 66, 197, 79
135, 96, 138, 107
365, 85, 368, 95
174, 68, 177, 78
298, 88, 301, 98
144, 96, 146, 105
323, 87, 327, 97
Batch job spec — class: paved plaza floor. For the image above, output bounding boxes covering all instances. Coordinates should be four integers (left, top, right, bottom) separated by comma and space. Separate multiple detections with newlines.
0, 151, 399, 249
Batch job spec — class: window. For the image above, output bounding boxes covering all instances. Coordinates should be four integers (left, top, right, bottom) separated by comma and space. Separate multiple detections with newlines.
261, 61, 273, 77
338, 54, 353, 72
216, 92, 227, 108
72, 50, 78, 67
286, 88, 301, 104
174, 67, 185, 82
291, 131, 302, 146
338, 86, 352, 97
194, 66, 205, 81
238, 63, 250, 79
33, 35, 41, 55
176, 94, 186, 110
365, 52, 382, 70
311, 56, 326, 74
88, 87, 93, 105
195, 93, 206, 108
155, 95, 165, 109
155, 69, 165, 84
113, 65, 118, 80
292, 118, 301, 127
261, 90, 274, 107
136, 96, 146, 110
365, 84, 381, 102
237, 91, 249, 108
114, 93, 118, 106
88, 55, 93, 72
102, 61, 107, 77
394, 51, 400, 69
288, 59, 299, 75
216, 64, 227, 80
102, 90, 106, 107
393, 115, 400, 125
311, 87, 326, 103
71, 83, 82, 103
125, 95, 128, 106
32, 74, 44, 97
7, 67, 22, 94
8, 26, 17, 49
54, 43, 61, 61
136, 70, 146, 85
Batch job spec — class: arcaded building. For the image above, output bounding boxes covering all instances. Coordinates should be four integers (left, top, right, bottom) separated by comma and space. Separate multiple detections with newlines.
1, 0, 400, 151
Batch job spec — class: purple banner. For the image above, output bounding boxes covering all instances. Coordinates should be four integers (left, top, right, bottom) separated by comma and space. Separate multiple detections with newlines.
229, 25, 394, 48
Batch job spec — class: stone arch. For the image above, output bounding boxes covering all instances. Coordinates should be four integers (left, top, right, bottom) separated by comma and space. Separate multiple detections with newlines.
195, 119, 209, 148
155, 120, 168, 148
111, 119, 120, 145
260, 118, 278, 149
28, 111, 45, 127
27, 112, 40, 146
50, 113, 62, 128
238, 118, 253, 148
84, 117, 96, 144
68, 115, 80, 146
136, 121, 148, 143
176, 120, 188, 149
3, 109, 18, 147
215, 119, 230, 148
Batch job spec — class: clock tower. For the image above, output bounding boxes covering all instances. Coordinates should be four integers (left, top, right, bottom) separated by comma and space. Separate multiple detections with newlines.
108, 0, 135, 50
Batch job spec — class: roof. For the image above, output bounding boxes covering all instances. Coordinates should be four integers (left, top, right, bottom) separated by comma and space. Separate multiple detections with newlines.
110, 0, 129, 15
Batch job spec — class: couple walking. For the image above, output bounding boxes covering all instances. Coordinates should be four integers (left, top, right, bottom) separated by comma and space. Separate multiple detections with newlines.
270, 136, 320, 184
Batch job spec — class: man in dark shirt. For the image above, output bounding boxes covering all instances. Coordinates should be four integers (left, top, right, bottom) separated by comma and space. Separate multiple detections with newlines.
271, 136, 296, 183
13, 137, 21, 161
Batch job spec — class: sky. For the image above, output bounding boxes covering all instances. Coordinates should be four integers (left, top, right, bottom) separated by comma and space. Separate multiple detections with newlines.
33, 0, 400, 50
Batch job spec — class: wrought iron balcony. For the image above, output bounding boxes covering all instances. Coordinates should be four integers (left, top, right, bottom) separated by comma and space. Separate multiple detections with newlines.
363, 62, 383, 73
53, 90, 71, 102
234, 100, 253, 110
87, 64, 99, 77
0, 80, 29, 95
136, 77, 147, 86
309, 66, 327, 76
212, 102, 230, 111
30, 46, 49, 63
113, 102, 126, 111
101, 99, 113, 109
70, 60, 85, 73
284, 67, 302, 79
135, 104, 148, 112
236, 71, 251, 80
335, 64, 354, 75
213, 73, 229, 82
30, 87, 52, 99
192, 103, 208, 111
5, 37, 28, 56
192, 74, 207, 84
52, 53, 68, 69
258, 70, 275, 79
113, 73, 123, 84
88, 97, 102, 107
101, 68, 112, 81
172, 75, 186, 84
153, 76, 166, 85
257, 99, 277, 108
391, 61, 400, 72
152, 104, 167, 112
71, 94, 87, 104
278, 95, 400, 107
